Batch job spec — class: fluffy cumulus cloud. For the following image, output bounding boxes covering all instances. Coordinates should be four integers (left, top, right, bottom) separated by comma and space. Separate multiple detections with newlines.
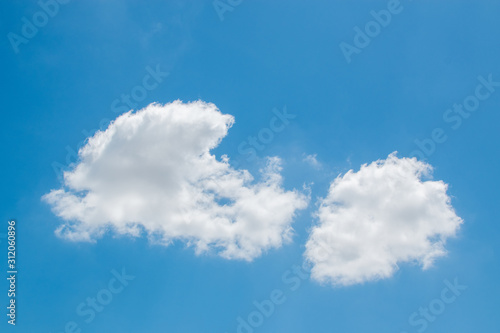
43, 101, 308, 260
305, 153, 463, 286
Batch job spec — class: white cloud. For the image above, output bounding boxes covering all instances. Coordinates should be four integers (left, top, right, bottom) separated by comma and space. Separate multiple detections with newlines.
305, 153, 462, 286
303, 154, 321, 169
43, 101, 308, 261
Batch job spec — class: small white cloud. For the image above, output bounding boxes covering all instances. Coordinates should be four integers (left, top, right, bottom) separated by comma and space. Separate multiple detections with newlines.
43, 101, 308, 261
305, 153, 462, 286
303, 154, 321, 169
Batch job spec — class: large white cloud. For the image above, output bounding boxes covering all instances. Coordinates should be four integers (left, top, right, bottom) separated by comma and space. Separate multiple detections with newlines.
43, 101, 308, 260
305, 153, 462, 286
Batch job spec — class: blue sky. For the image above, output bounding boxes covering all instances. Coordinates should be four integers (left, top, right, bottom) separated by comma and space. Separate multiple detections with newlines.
1, 0, 499, 332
